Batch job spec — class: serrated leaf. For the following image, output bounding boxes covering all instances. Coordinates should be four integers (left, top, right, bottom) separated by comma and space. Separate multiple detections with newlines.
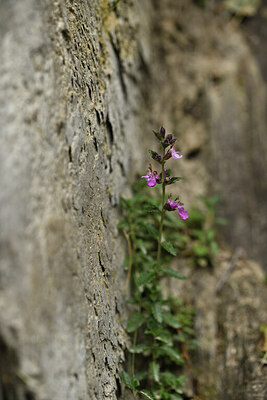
127, 312, 146, 333
149, 149, 162, 163
162, 312, 181, 329
149, 361, 160, 383
161, 241, 177, 256
162, 267, 186, 280
136, 270, 154, 287
161, 345, 184, 364
160, 371, 177, 387
166, 177, 184, 185
146, 320, 173, 346
146, 223, 159, 239
139, 389, 155, 400
151, 302, 163, 323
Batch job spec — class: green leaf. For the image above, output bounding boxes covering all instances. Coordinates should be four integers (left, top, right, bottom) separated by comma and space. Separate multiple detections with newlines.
129, 344, 151, 355
120, 197, 130, 209
153, 130, 163, 142
136, 270, 154, 287
120, 370, 139, 390
193, 243, 209, 257
127, 312, 146, 333
146, 223, 159, 239
120, 370, 132, 388
139, 389, 155, 400
166, 177, 184, 185
151, 302, 163, 323
143, 204, 161, 213
205, 194, 220, 208
160, 371, 177, 387
161, 241, 177, 256
161, 345, 184, 364
210, 241, 218, 255
215, 217, 228, 226
117, 220, 128, 229
145, 320, 173, 346
149, 361, 160, 383
162, 267, 186, 280
170, 395, 183, 400
162, 312, 181, 329
149, 149, 162, 163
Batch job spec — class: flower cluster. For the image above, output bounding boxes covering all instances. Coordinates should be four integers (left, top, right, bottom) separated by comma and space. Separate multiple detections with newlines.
164, 196, 189, 220
142, 126, 189, 220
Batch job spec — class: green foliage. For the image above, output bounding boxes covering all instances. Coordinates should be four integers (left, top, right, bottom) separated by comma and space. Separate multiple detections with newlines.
112, 0, 121, 10
163, 193, 226, 268
118, 123, 225, 399
118, 180, 196, 399
186, 195, 227, 267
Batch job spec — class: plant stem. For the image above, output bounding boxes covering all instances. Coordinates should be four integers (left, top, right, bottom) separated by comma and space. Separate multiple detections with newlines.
131, 329, 137, 376
124, 230, 133, 292
157, 147, 166, 264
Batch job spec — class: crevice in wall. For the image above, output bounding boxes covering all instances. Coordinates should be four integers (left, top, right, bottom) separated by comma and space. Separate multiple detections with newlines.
0, 335, 35, 400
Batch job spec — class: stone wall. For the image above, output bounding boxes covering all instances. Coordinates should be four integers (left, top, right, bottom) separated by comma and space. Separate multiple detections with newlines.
0, 1, 150, 399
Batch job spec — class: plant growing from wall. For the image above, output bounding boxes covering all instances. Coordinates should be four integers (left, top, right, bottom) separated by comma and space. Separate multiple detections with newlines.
119, 127, 195, 400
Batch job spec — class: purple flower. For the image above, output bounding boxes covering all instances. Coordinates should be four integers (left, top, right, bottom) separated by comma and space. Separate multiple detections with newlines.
170, 147, 183, 159
178, 206, 189, 220
164, 196, 189, 220
164, 197, 179, 211
142, 166, 159, 187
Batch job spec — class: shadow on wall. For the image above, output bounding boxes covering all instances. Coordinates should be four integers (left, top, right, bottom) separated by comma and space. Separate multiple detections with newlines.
0, 335, 35, 400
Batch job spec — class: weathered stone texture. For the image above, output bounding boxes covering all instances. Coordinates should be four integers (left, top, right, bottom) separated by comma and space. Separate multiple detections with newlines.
0, 0, 149, 399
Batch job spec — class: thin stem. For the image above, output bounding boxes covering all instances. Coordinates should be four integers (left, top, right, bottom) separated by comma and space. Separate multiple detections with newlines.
123, 230, 133, 292
131, 330, 137, 375
157, 147, 166, 264
132, 328, 139, 400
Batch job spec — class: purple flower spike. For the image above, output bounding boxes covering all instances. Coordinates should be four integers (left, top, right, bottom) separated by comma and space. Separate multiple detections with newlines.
178, 206, 189, 220
170, 147, 183, 159
141, 166, 159, 187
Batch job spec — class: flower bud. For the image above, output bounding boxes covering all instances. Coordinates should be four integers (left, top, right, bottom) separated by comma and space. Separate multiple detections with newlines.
160, 126, 166, 138
163, 134, 177, 147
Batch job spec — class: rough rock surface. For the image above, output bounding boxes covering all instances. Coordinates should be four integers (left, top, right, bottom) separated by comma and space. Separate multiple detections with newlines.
0, 1, 149, 399
164, 249, 267, 400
